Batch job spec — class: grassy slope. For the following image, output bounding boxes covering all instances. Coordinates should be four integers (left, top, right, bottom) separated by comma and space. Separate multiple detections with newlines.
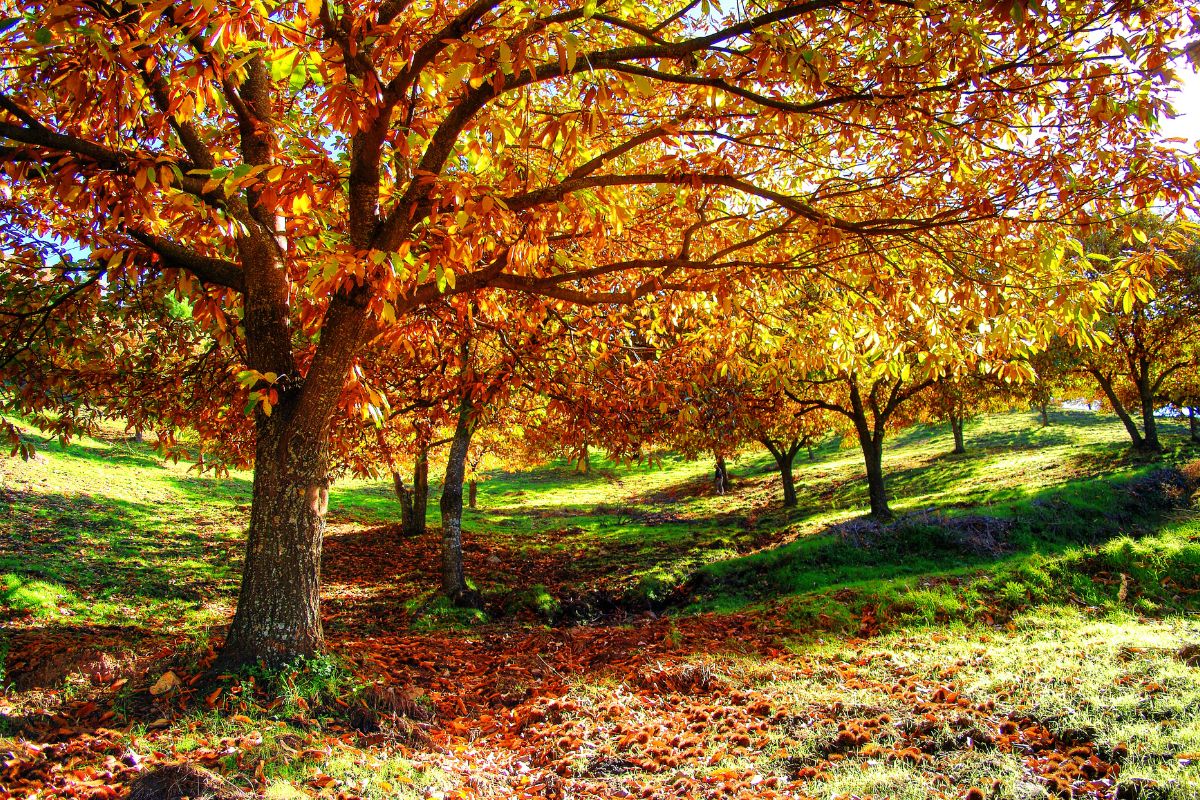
2, 408, 1200, 799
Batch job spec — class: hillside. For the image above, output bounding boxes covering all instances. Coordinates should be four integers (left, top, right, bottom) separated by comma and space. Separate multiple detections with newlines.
2, 408, 1199, 799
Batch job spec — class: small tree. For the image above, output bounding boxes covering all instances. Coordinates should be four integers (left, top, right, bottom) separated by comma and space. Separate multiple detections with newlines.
1077, 220, 1200, 452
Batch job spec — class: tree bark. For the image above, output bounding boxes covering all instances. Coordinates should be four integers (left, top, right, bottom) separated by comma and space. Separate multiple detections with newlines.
468, 479, 477, 509
1190, 408, 1199, 443
848, 386, 892, 520
440, 403, 476, 605
219, 408, 327, 669
861, 435, 890, 520
1039, 402, 1049, 427
1138, 377, 1161, 452
949, 414, 965, 455
410, 448, 429, 536
1093, 370, 1146, 449
763, 440, 799, 508
392, 468, 415, 534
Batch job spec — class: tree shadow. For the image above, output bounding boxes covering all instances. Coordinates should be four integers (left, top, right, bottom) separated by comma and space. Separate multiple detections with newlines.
686, 464, 1197, 609
1, 484, 243, 628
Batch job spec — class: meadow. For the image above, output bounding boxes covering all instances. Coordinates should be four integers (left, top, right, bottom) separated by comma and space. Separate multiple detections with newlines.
2, 408, 1199, 799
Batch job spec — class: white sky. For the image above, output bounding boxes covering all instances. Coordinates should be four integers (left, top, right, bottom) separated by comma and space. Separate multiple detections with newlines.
1161, 65, 1199, 147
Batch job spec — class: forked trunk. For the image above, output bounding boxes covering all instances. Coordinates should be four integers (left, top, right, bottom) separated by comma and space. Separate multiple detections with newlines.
440, 405, 475, 604
763, 439, 799, 508
219, 411, 327, 669
575, 444, 591, 474
950, 415, 965, 455
848, 396, 892, 520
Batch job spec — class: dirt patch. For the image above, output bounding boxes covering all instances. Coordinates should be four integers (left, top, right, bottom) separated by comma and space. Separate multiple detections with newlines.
128, 763, 249, 800
832, 510, 1014, 557
1124, 467, 1196, 516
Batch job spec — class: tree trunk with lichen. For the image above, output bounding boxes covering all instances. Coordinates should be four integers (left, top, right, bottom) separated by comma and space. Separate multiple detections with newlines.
219, 406, 327, 669
440, 403, 477, 606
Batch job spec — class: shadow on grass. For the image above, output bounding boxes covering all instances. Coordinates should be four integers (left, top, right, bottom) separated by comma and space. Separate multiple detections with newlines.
686, 463, 1198, 615
1, 483, 244, 626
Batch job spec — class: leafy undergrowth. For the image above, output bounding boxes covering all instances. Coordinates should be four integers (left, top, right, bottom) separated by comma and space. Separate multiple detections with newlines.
3, 410, 1200, 798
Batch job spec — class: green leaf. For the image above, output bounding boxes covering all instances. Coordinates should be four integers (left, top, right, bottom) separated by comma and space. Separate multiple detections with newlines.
33, 26, 52, 44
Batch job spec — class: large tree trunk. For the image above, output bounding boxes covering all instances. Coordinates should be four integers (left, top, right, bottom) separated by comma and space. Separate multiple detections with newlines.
1093, 370, 1146, 449
861, 436, 890, 520
949, 414, 965, 455
848, 387, 892, 520
440, 404, 476, 605
219, 410, 327, 669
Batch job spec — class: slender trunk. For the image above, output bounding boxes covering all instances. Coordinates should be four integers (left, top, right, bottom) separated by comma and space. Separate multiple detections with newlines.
440, 405, 475, 605
1039, 402, 1049, 427
1094, 371, 1145, 449
848, 390, 891, 520
806, 443, 814, 461
1190, 408, 1199, 443
392, 468, 415, 535
575, 444, 590, 474
219, 409, 327, 669
1138, 378, 1161, 452
133, 426, 144, 444
468, 479, 477, 509
949, 414, 965, 455
379, 431, 426, 537
410, 448, 428, 537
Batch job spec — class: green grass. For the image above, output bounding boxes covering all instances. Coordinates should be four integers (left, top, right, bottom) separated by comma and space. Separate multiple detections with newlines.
3, 407, 1196, 630
3, 406, 1200, 798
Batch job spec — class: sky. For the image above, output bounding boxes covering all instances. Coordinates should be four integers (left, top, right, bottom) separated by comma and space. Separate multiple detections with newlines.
1161, 65, 1200, 147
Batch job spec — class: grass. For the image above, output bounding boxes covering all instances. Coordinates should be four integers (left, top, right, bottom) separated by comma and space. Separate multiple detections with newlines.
2, 405, 1199, 798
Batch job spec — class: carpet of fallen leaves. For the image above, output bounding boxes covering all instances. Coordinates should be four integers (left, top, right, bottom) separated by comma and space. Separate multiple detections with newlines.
1, 522, 1192, 800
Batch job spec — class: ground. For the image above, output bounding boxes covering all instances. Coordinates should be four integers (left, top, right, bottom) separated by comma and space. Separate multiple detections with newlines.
2, 409, 1199, 799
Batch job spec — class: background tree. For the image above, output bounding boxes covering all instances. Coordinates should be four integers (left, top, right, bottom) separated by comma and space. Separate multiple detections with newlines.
1076, 219, 1200, 452
917, 373, 1011, 455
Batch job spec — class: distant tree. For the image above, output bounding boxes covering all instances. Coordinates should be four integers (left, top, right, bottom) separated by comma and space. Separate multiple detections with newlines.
1160, 363, 1200, 444
1077, 220, 1200, 452
1024, 340, 1082, 427
917, 373, 1012, 455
